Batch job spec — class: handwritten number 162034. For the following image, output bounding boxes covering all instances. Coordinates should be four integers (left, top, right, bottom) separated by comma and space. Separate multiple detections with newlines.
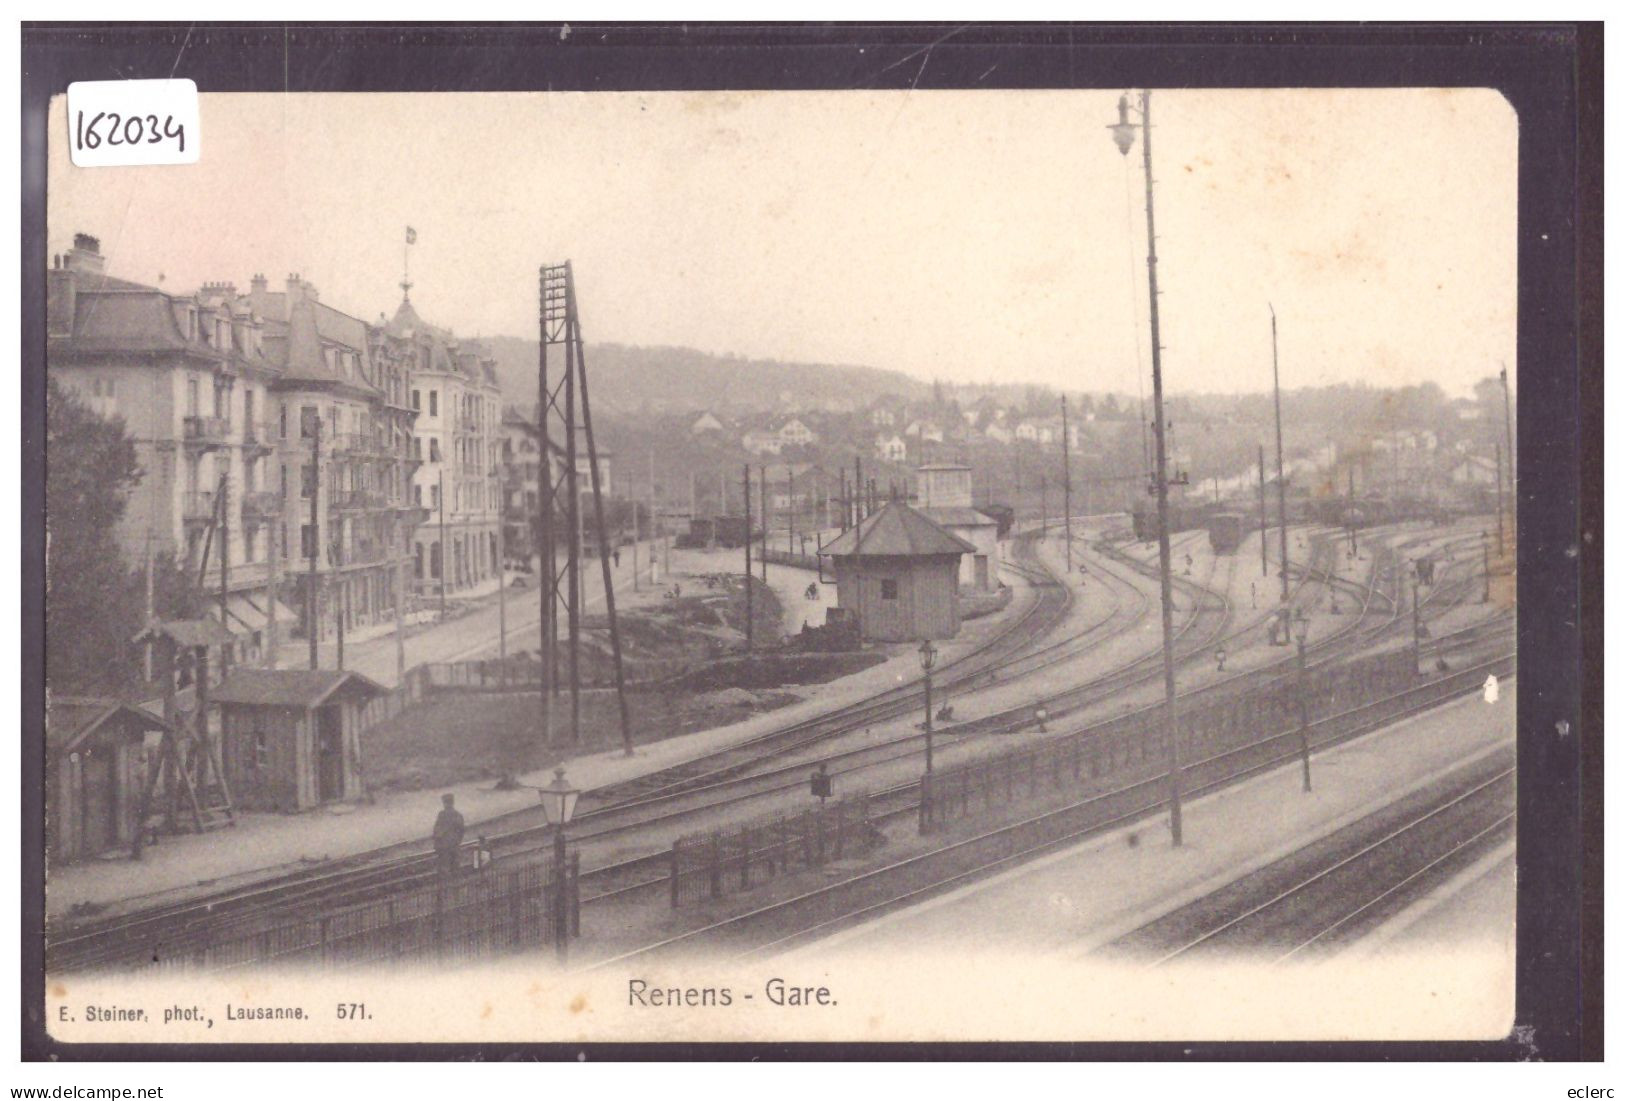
76, 110, 186, 153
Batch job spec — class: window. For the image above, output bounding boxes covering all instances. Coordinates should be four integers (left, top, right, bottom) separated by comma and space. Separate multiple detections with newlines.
414, 542, 424, 579
279, 403, 288, 439
187, 378, 200, 417
429, 390, 438, 417
429, 542, 442, 579
880, 578, 899, 600
300, 523, 317, 559
414, 484, 423, 506
300, 405, 318, 439
431, 483, 441, 510
430, 439, 441, 463
301, 463, 317, 499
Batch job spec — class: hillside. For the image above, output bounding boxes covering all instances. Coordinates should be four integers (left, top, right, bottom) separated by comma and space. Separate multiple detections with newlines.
480, 336, 931, 416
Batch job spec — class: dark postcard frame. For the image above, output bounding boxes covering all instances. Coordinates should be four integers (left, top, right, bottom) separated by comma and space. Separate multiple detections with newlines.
20, 21, 1601, 1062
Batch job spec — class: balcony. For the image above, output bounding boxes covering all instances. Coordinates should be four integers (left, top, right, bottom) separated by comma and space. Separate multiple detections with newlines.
182, 415, 232, 450
181, 490, 217, 523
241, 490, 281, 520
334, 488, 387, 512
242, 420, 279, 455
333, 432, 388, 457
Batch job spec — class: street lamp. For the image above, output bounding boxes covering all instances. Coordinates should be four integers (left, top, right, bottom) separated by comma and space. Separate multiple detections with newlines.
537, 767, 580, 964
1292, 607, 1312, 792
917, 638, 938, 833
918, 639, 938, 773
1111, 88, 1187, 847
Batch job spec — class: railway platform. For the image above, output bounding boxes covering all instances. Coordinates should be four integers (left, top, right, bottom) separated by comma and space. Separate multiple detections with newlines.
765, 678, 1514, 1042
45, 546, 1040, 926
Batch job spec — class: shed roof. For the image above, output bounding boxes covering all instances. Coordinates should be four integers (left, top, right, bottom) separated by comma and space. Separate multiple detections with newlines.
919, 506, 999, 528
211, 669, 386, 708
131, 617, 237, 648
820, 500, 975, 557
46, 697, 168, 756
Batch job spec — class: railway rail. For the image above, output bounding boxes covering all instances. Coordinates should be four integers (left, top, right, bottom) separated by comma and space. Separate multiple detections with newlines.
589, 653, 1516, 966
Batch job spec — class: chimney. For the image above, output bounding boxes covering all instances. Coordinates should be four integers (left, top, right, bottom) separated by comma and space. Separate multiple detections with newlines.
65, 233, 105, 276
47, 254, 75, 338
250, 272, 267, 293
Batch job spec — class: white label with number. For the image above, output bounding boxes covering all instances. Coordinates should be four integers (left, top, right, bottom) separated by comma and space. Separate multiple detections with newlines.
67, 79, 199, 167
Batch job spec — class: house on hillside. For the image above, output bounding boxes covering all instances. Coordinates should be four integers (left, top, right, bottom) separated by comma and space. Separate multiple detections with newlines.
690, 410, 726, 435
875, 433, 907, 462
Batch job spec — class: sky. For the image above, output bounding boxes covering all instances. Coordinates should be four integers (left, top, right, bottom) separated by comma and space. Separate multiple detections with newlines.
47, 88, 1517, 398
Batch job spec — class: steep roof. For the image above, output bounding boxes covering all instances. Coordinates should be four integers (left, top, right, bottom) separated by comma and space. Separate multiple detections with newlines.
211, 669, 385, 708
819, 500, 975, 558
46, 697, 168, 756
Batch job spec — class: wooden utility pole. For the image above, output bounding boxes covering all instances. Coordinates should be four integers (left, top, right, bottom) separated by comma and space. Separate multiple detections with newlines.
1062, 396, 1072, 573
759, 464, 768, 582
1257, 445, 1268, 577
217, 472, 230, 673
742, 464, 754, 651
854, 456, 865, 524
788, 467, 796, 561
438, 468, 448, 622
307, 418, 320, 671
1270, 304, 1290, 603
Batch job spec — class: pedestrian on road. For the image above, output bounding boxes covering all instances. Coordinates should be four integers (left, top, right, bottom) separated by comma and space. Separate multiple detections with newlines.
433, 793, 465, 876
613, 548, 621, 568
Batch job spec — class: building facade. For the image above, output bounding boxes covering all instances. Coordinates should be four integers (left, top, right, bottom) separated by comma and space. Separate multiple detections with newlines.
916, 462, 1001, 592
384, 298, 504, 600
47, 234, 446, 657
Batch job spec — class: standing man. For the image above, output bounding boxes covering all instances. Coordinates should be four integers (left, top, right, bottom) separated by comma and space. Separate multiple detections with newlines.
433, 793, 465, 875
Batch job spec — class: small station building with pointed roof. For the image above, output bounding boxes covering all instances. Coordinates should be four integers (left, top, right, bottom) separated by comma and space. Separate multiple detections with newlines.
819, 500, 975, 642
212, 668, 385, 812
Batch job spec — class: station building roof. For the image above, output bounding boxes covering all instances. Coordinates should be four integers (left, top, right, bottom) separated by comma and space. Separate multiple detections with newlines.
820, 500, 976, 558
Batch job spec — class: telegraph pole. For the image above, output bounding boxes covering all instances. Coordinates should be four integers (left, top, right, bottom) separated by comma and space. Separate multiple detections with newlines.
1494, 440, 1506, 557
1062, 396, 1073, 573
1500, 362, 1515, 505
759, 464, 768, 583
307, 418, 321, 671
1257, 444, 1268, 577
1112, 89, 1184, 846
743, 464, 754, 651
1270, 304, 1290, 603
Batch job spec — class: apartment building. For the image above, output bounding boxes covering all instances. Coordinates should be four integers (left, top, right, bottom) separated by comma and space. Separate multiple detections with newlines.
384, 298, 504, 599
46, 234, 429, 658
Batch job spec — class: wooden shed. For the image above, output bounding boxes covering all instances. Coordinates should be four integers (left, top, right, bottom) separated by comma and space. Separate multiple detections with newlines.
212, 669, 384, 812
46, 698, 169, 864
820, 501, 974, 642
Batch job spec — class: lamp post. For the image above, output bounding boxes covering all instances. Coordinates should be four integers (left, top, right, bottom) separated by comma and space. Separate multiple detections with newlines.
917, 639, 938, 833
918, 638, 938, 774
1293, 607, 1311, 792
1481, 530, 1491, 603
537, 767, 580, 964
1111, 89, 1185, 845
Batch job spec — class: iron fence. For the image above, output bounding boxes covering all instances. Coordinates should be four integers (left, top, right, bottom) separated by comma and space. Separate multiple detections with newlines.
145, 855, 574, 974
670, 793, 874, 907
921, 648, 1419, 832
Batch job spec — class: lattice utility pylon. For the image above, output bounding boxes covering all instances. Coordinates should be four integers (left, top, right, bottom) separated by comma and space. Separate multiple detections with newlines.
537, 262, 634, 757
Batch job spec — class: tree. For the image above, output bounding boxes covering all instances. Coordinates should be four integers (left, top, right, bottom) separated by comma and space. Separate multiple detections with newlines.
46, 378, 143, 694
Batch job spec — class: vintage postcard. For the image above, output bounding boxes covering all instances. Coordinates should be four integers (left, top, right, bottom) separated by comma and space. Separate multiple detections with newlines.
27, 26, 1584, 1057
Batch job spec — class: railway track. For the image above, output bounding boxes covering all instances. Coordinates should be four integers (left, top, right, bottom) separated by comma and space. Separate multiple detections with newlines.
48, 528, 1082, 971
589, 654, 1516, 966
1107, 754, 1514, 965
50, 520, 1511, 974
